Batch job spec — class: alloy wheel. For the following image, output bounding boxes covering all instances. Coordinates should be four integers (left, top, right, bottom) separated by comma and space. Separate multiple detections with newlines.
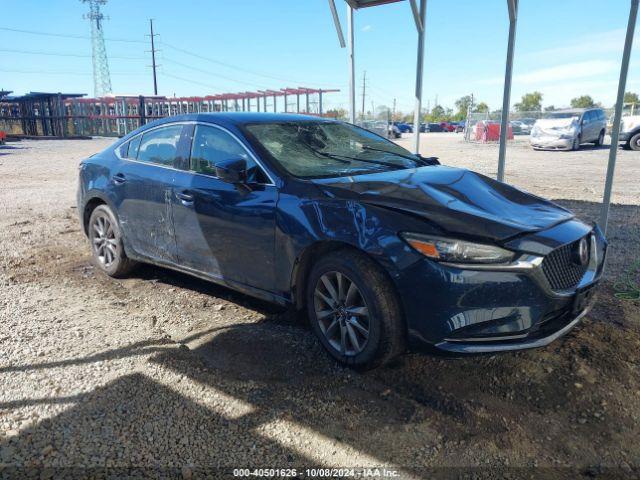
314, 271, 370, 356
91, 213, 117, 267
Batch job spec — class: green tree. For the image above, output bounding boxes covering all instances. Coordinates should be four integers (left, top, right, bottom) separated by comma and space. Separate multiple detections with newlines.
474, 102, 489, 113
624, 91, 639, 104
454, 95, 473, 119
429, 105, 446, 122
514, 92, 543, 112
570, 95, 597, 108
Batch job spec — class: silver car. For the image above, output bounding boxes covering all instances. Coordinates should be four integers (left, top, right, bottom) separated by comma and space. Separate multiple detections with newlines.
531, 108, 607, 151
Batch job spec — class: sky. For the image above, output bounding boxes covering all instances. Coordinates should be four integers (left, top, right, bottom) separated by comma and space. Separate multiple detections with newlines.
1, 0, 639, 115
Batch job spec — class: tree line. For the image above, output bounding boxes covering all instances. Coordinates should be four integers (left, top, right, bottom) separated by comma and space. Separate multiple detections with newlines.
325, 92, 640, 122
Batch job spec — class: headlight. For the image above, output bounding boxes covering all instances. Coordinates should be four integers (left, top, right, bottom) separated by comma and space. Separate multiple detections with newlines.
548, 126, 575, 139
401, 233, 515, 264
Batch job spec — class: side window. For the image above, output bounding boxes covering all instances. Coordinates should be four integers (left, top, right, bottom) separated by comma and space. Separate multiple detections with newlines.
137, 124, 184, 167
190, 125, 267, 183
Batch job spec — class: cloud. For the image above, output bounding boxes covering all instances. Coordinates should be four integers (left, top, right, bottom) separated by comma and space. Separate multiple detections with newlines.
361, 25, 373, 32
522, 29, 636, 61
478, 60, 618, 86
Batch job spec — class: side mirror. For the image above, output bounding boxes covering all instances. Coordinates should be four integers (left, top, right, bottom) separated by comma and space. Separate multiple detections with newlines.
215, 158, 247, 184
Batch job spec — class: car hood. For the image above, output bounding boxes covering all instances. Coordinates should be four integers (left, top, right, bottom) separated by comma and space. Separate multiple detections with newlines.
312, 166, 574, 242
534, 118, 578, 129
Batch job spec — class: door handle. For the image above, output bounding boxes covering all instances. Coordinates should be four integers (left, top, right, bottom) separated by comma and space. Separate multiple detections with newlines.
175, 191, 194, 206
112, 173, 126, 185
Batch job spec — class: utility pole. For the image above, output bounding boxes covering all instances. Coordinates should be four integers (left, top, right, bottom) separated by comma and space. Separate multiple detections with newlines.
148, 19, 159, 95
392, 98, 396, 121
361, 70, 367, 120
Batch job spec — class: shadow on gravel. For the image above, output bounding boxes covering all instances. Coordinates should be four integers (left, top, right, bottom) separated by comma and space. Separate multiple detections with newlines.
2, 199, 638, 476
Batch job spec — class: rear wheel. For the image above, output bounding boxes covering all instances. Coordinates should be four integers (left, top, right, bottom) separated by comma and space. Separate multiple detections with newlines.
306, 250, 405, 369
88, 205, 135, 277
629, 132, 640, 151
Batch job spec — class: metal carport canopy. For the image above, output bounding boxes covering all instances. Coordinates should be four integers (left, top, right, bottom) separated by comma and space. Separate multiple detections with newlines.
327, 0, 638, 235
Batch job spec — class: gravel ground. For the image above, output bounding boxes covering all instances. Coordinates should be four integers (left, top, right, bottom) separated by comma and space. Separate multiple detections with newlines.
0, 136, 639, 479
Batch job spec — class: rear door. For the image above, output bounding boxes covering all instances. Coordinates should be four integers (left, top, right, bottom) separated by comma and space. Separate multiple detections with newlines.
113, 123, 189, 263
171, 123, 277, 292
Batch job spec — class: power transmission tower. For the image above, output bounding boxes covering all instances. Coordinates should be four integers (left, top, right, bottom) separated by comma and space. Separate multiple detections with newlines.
82, 0, 112, 97
361, 71, 366, 119
147, 19, 159, 95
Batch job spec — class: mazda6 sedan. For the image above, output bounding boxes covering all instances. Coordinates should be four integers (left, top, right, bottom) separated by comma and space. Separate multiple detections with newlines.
77, 113, 607, 368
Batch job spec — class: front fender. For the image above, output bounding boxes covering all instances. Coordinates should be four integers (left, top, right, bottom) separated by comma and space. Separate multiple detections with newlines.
273, 192, 434, 300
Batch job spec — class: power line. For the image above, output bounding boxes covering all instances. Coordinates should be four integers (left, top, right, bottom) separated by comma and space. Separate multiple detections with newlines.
0, 26, 145, 43
0, 68, 145, 76
0, 47, 144, 60
159, 71, 225, 92
161, 57, 270, 90
159, 40, 342, 89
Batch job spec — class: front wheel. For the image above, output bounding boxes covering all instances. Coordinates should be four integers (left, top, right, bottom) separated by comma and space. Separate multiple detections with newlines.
306, 250, 405, 369
595, 130, 605, 146
572, 135, 581, 151
629, 132, 640, 151
88, 205, 135, 277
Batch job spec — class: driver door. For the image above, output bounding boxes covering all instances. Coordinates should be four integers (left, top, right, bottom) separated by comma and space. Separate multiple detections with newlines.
171, 124, 277, 292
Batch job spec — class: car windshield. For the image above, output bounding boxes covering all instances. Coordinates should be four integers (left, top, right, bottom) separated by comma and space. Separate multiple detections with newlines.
245, 121, 423, 178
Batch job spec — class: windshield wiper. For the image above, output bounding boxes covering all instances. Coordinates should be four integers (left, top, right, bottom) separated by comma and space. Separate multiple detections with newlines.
301, 141, 404, 170
361, 145, 433, 166
362, 145, 440, 166
319, 150, 405, 170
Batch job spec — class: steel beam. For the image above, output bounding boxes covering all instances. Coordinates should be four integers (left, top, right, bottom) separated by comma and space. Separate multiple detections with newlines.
600, 0, 639, 233
497, 0, 518, 182
348, 4, 356, 123
412, 0, 427, 154
409, 0, 423, 32
328, 0, 346, 47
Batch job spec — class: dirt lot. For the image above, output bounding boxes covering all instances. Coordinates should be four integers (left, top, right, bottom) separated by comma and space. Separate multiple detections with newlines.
0, 135, 639, 479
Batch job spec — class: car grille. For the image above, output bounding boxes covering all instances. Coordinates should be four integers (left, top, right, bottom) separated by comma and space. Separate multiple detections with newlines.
541, 237, 590, 291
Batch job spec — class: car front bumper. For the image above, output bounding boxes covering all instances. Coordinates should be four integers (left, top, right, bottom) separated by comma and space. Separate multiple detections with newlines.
530, 136, 574, 150
398, 223, 607, 354
618, 131, 631, 141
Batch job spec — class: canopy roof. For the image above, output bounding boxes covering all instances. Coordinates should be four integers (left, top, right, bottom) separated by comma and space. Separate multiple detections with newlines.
345, 0, 403, 8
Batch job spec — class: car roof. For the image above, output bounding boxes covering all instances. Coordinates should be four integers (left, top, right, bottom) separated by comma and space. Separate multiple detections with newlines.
145, 112, 335, 128
553, 108, 602, 114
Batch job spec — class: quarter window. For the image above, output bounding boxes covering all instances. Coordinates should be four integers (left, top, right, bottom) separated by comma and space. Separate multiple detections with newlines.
137, 124, 183, 167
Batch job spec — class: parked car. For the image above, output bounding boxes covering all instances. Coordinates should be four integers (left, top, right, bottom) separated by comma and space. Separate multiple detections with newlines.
78, 113, 607, 368
439, 121, 455, 132
393, 122, 413, 134
530, 108, 607, 151
510, 120, 532, 135
615, 104, 640, 151
454, 121, 465, 133
388, 122, 401, 139
426, 122, 444, 132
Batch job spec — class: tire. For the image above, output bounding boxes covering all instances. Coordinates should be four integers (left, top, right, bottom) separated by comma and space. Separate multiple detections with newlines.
572, 135, 581, 151
595, 130, 605, 146
88, 204, 135, 278
306, 250, 405, 369
629, 132, 640, 151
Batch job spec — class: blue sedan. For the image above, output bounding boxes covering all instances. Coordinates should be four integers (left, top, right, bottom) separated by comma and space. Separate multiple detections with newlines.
77, 113, 607, 369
